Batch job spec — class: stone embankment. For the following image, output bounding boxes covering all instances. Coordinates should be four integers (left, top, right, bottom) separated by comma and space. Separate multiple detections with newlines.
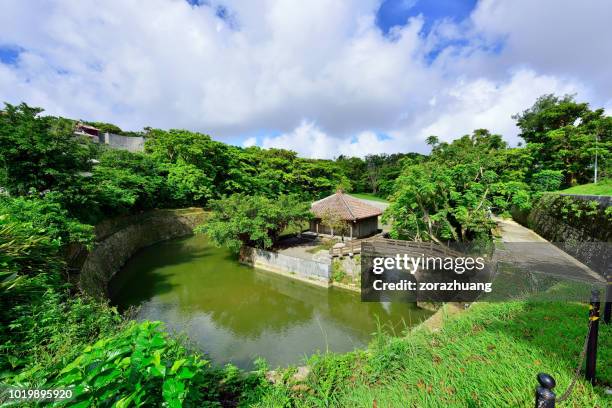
512, 193, 610, 277
77, 208, 207, 297
240, 246, 332, 287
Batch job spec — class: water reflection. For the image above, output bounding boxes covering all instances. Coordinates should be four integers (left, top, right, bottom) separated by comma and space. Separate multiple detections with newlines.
110, 235, 432, 369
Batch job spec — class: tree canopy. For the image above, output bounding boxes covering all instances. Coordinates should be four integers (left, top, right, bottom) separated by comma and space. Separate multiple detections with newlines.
197, 194, 311, 252
513, 94, 611, 185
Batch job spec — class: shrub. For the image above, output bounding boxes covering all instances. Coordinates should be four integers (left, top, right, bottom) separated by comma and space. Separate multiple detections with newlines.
530, 170, 564, 192
331, 259, 346, 283
52, 321, 266, 407
52, 321, 207, 407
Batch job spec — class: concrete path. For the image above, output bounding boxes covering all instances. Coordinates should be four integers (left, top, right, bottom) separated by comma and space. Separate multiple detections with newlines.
494, 217, 604, 284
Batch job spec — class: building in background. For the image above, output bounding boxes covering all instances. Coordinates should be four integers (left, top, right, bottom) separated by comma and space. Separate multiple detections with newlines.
74, 122, 145, 152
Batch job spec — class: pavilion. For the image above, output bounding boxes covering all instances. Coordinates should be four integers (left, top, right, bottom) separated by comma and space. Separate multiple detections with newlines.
309, 190, 382, 239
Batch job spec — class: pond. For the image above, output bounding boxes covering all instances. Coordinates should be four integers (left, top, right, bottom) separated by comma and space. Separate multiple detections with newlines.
109, 234, 433, 370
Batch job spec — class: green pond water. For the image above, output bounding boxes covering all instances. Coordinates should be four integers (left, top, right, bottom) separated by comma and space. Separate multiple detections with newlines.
110, 234, 433, 370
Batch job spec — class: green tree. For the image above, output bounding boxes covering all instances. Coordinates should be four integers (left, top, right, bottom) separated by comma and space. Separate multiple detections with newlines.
0, 103, 94, 195
513, 94, 612, 185
384, 130, 530, 243
335, 155, 368, 192
320, 208, 348, 240
166, 162, 214, 205
364, 154, 386, 194
197, 194, 311, 252
530, 170, 564, 192
425, 135, 439, 147
74, 149, 165, 220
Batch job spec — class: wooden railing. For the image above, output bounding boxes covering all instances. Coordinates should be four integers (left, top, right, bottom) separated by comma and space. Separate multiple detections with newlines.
329, 237, 464, 258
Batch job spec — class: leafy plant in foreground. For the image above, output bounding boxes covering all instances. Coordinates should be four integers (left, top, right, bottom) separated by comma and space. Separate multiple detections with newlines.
52, 321, 208, 407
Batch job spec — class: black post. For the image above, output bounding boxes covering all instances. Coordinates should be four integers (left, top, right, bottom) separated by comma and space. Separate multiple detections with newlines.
604, 275, 611, 325
534, 373, 556, 408
585, 289, 600, 384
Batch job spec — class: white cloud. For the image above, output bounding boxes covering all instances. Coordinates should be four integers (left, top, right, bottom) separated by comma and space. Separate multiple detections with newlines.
262, 121, 402, 159
262, 120, 335, 158
242, 136, 257, 147
410, 69, 586, 147
0, 0, 610, 158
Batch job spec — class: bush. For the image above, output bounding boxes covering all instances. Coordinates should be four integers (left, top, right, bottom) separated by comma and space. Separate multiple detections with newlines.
530, 170, 564, 192
52, 321, 267, 407
331, 259, 346, 282
52, 322, 208, 407
0, 195, 94, 247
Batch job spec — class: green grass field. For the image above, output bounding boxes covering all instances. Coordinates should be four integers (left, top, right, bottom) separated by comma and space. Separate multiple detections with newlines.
557, 178, 612, 196
255, 295, 611, 407
349, 192, 390, 203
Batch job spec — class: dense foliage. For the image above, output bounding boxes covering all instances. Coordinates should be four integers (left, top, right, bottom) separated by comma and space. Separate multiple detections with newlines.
198, 194, 311, 252
0, 103, 94, 196
53, 321, 267, 407
336, 152, 424, 196
384, 95, 611, 242
0, 179, 268, 407
384, 130, 531, 242
513, 94, 612, 186
0, 93, 609, 406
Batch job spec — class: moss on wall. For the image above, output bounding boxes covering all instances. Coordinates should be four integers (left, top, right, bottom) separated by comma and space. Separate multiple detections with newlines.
528, 194, 611, 242
524, 194, 611, 275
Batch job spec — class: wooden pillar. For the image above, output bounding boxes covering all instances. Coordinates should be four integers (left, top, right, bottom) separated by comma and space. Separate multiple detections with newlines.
350, 223, 353, 240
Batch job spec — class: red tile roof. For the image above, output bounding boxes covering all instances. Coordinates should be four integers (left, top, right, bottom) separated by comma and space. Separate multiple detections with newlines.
311, 191, 382, 221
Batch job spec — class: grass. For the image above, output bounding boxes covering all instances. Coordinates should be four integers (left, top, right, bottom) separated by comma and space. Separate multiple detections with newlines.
254, 292, 611, 407
305, 239, 337, 254
349, 192, 390, 203
556, 178, 612, 196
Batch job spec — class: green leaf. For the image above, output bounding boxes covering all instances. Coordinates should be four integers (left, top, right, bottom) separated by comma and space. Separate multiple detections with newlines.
170, 359, 186, 375
162, 378, 186, 408
176, 366, 195, 380
115, 391, 138, 408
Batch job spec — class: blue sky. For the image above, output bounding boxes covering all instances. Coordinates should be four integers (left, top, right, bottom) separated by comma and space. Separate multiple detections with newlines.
1, 0, 610, 158
0, 45, 22, 65
376, 0, 476, 35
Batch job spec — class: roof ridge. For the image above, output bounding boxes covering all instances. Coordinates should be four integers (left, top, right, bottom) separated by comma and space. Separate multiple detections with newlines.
338, 192, 356, 220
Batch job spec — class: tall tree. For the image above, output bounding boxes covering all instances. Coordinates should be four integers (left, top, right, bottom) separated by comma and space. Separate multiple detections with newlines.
513, 94, 612, 185
385, 129, 530, 243
197, 194, 311, 252
0, 103, 93, 195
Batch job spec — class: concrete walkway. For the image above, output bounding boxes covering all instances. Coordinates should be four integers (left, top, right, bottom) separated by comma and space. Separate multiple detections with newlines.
494, 217, 604, 284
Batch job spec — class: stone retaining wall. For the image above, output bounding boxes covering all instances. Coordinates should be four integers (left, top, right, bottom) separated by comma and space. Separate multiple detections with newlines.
241, 247, 331, 286
513, 193, 610, 276
78, 208, 207, 298
559, 193, 611, 207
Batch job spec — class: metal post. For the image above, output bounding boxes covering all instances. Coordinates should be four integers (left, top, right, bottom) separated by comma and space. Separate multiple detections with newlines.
604, 275, 611, 325
585, 289, 600, 384
534, 373, 556, 408
594, 132, 598, 183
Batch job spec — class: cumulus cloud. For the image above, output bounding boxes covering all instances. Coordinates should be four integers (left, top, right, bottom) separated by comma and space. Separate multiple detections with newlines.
0, 0, 610, 158
261, 121, 398, 158
407, 69, 586, 146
